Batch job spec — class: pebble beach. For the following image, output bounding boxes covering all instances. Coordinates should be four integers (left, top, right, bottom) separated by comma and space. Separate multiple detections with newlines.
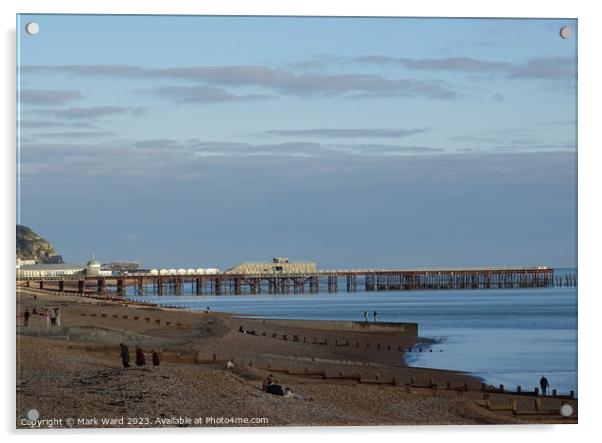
16, 288, 577, 428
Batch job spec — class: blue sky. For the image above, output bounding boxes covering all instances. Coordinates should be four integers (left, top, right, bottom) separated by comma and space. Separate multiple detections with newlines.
16, 15, 577, 269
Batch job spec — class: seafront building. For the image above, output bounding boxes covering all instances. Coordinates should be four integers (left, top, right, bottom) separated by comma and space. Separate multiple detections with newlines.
16, 263, 88, 278
16, 257, 107, 278
225, 257, 316, 274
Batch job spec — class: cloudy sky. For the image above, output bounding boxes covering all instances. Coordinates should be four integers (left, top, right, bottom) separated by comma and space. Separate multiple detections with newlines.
17, 15, 577, 269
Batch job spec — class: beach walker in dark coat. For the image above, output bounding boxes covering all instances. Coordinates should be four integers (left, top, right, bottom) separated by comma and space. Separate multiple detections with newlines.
135, 346, 146, 367
539, 376, 550, 396
151, 350, 160, 366
119, 343, 131, 368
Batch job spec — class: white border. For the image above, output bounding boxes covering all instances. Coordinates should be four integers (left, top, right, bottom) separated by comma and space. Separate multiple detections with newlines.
2, 1, 600, 442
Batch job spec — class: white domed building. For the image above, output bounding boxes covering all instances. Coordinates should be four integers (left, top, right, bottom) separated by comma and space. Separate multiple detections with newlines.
85, 257, 102, 277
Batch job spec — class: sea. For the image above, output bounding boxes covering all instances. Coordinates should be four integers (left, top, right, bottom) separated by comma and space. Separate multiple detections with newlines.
126, 269, 578, 396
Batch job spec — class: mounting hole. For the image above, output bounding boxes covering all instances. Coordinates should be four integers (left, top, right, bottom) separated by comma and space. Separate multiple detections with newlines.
559, 26, 572, 39
25, 22, 39, 35
560, 404, 573, 417
26, 408, 40, 420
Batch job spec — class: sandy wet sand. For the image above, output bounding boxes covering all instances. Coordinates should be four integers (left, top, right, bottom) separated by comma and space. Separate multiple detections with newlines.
16, 287, 577, 428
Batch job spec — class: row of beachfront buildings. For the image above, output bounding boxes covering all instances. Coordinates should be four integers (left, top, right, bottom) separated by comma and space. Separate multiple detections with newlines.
16, 256, 315, 278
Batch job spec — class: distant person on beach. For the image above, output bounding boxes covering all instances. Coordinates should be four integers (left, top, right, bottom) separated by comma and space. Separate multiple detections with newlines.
262, 375, 274, 392
363, 311, 368, 323
50, 309, 57, 327
43, 308, 50, 327
151, 350, 160, 367
55, 307, 61, 327
373, 310, 378, 322
539, 376, 550, 396
265, 383, 285, 396
23, 309, 30, 327
120, 343, 131, 368
135, 345, 146, 367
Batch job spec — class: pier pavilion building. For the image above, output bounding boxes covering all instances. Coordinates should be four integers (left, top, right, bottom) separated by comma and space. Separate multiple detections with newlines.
225, 257, 317, 274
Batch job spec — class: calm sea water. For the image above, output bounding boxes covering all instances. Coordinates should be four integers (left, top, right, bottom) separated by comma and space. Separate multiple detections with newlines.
127, 282, 577, 395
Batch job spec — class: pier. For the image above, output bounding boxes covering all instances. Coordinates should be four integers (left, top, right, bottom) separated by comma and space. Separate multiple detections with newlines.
18, 266, 559, 296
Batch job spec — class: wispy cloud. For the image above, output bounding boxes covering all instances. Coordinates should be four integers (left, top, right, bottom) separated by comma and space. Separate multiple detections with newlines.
31, 106, 146, 119
33, 131, 115, 139
18, 119, 101, 129
142, 85, 275, 103
510, 57, 575, 80
297, 55, 576, 81
130, 139, 326, 157
259, 127, 428, 138
452, 128, 576, 153
19, 89, 83, 105
19, 136, 448, 178
543, 119, 576, 126
327, 144, 443, 155
352, 56, 515, 72
21, 64, 457, 100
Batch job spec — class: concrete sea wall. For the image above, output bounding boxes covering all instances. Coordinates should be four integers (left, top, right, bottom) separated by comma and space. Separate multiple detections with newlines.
247, 318, 418, 336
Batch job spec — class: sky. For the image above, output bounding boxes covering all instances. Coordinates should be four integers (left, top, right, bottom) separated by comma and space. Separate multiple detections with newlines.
16, 15, 577, 269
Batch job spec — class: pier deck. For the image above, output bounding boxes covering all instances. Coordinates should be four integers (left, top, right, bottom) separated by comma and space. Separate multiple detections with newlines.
18, 266, 564, 296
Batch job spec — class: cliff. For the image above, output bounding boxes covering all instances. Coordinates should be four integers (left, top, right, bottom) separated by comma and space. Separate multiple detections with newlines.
16, 225, 58, 263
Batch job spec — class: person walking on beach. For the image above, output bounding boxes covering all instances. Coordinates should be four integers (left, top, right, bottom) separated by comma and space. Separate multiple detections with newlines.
363, 311, 368, 323
49, 308, 57, 327
43, 308, 50, 327
151, 350, 160, 367
55, 307, 61, 327
119, 343, 131, 368
373, 310, 378, 322
539, 376, 550, 396
135, 345, 146, 367
23, 309, 30, 327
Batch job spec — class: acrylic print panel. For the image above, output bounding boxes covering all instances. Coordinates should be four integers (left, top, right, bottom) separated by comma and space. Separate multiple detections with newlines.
16, 15, 577, 428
